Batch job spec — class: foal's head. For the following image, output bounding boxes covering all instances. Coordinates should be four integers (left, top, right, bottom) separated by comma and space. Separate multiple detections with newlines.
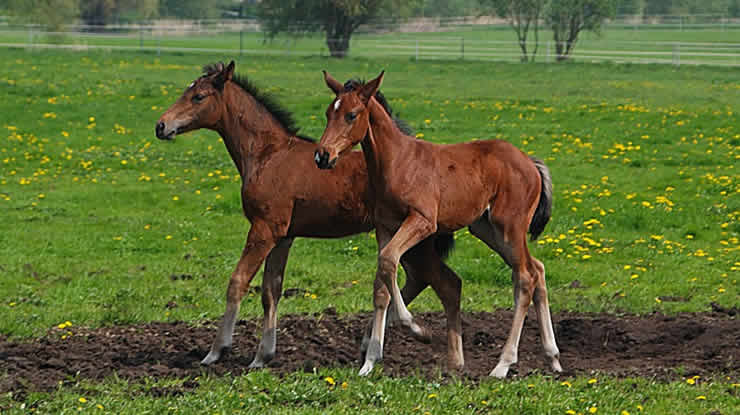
314, 70, 384, 170
156, 61, 235, 140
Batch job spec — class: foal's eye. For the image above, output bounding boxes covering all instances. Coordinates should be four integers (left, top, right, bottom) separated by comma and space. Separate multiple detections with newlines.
345, 112, 357, 123
192, 93, 206, 103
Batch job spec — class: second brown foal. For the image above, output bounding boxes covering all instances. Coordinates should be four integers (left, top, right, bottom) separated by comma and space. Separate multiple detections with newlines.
315, 71, 561, 378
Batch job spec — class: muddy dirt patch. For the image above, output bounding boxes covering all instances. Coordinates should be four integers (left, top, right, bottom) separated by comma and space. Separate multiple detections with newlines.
1, 310, 738, 394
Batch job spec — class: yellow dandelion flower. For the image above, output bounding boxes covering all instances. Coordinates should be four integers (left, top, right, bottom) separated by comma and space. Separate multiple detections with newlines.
79, 397, 87, 403
324, 376, 335, 386
589, 407, 598, 414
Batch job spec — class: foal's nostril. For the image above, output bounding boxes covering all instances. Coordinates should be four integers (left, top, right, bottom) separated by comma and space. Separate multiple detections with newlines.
155, 121, 165, 138
314, 150, 332, 169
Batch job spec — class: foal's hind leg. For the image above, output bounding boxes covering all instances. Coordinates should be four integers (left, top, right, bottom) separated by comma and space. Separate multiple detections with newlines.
402, 238, 464, 370
469, 216, 534, 378
201, 221, 278, 365
531, 258, 562, 373
249, 237, 294, 369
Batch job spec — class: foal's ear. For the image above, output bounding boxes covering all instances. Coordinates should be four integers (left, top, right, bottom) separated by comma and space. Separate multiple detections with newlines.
323, 70, 343, 95
213, 60, 235, 90
359, 70, 385, 105
224, 60, 235, 81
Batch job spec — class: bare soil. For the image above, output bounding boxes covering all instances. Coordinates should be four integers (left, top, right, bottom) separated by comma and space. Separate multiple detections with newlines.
1, 307, 738, 395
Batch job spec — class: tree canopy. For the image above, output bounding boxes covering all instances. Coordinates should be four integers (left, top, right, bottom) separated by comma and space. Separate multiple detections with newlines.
547, 0, 615, 60
480, 0, 546, 61
258, 0, 416, 58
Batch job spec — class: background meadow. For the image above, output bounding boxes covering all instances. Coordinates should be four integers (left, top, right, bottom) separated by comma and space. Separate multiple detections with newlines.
0, 47, 738, 413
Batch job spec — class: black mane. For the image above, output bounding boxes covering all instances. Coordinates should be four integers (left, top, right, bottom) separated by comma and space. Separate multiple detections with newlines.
342, 79, 415, 136
202, 63, 314, 142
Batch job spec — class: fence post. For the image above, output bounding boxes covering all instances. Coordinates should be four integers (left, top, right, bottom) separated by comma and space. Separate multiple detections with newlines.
546, 41, 551, 63
415, 39, 419, 61
27, 26, 33, 48
672, 43, 680, 66
461, 37, 464, 60
139, 25, 143, 51
156, 30, 161, 56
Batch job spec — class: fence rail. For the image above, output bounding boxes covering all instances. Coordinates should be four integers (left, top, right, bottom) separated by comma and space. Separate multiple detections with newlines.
1, 23, 738, 67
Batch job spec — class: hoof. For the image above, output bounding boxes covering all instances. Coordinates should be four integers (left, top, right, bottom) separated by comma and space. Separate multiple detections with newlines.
201, 352, 220, 365
201, 346, 229, 365
409, 323, 432, 344
358, 361, 375, 376
489, 363, 511, 379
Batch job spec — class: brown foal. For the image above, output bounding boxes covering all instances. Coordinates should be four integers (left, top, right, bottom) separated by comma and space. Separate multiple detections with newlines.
314, 71, 562, 378
155, 61, 461, 369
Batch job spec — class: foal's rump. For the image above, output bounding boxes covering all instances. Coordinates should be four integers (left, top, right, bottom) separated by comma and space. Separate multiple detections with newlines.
433, 139, 545, 233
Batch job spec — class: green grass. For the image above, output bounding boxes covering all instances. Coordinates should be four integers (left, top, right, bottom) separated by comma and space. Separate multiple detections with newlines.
2, 370, 738, 415
0, 47, 737, 412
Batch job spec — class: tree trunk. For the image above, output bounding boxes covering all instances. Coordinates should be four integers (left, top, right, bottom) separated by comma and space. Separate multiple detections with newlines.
325, 13, 354, 58
326, 34, 351, 58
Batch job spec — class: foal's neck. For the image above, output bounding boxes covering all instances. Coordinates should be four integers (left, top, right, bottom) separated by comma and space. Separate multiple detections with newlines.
361, 98, 410, 177
216, 82, 295, 180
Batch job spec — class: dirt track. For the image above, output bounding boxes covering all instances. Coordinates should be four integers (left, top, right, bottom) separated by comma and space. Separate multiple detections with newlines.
1, 306, 738, 395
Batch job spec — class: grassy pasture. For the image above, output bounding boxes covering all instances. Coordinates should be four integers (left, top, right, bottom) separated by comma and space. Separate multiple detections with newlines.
0, 47, 738, 413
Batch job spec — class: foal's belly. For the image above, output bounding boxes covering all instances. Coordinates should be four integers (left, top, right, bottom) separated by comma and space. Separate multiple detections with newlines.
288, 201, 373, 238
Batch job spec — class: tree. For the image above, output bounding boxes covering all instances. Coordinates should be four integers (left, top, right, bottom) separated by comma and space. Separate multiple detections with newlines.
159, 0, 227, 20
547, 0, 615, 61
80, 0, 158, 26
258, 0, 407, 58
731, 0, 740, 17
480, 0, 546, 62
615, 0, 644, 16
415, 0, 480, 17
4, 0, 78, 31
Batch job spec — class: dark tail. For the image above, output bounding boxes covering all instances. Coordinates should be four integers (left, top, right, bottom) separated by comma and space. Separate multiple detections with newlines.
434, 233, 455, 261
529, 157, 552, 241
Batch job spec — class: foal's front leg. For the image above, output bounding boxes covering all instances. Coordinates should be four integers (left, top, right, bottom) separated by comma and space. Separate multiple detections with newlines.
249, 237, 294, 369
360, 213, 436, 376
201, 221, 278, 365
359, 256, 431, 356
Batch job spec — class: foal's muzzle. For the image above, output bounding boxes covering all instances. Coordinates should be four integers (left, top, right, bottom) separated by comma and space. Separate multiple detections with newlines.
314, 149, 337, 170
156, 121, 179, 140
155, 121, 170, 140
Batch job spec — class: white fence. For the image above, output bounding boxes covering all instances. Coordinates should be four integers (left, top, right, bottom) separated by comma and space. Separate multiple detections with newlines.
362, 38, 740, 66
0, 21, 739, 67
